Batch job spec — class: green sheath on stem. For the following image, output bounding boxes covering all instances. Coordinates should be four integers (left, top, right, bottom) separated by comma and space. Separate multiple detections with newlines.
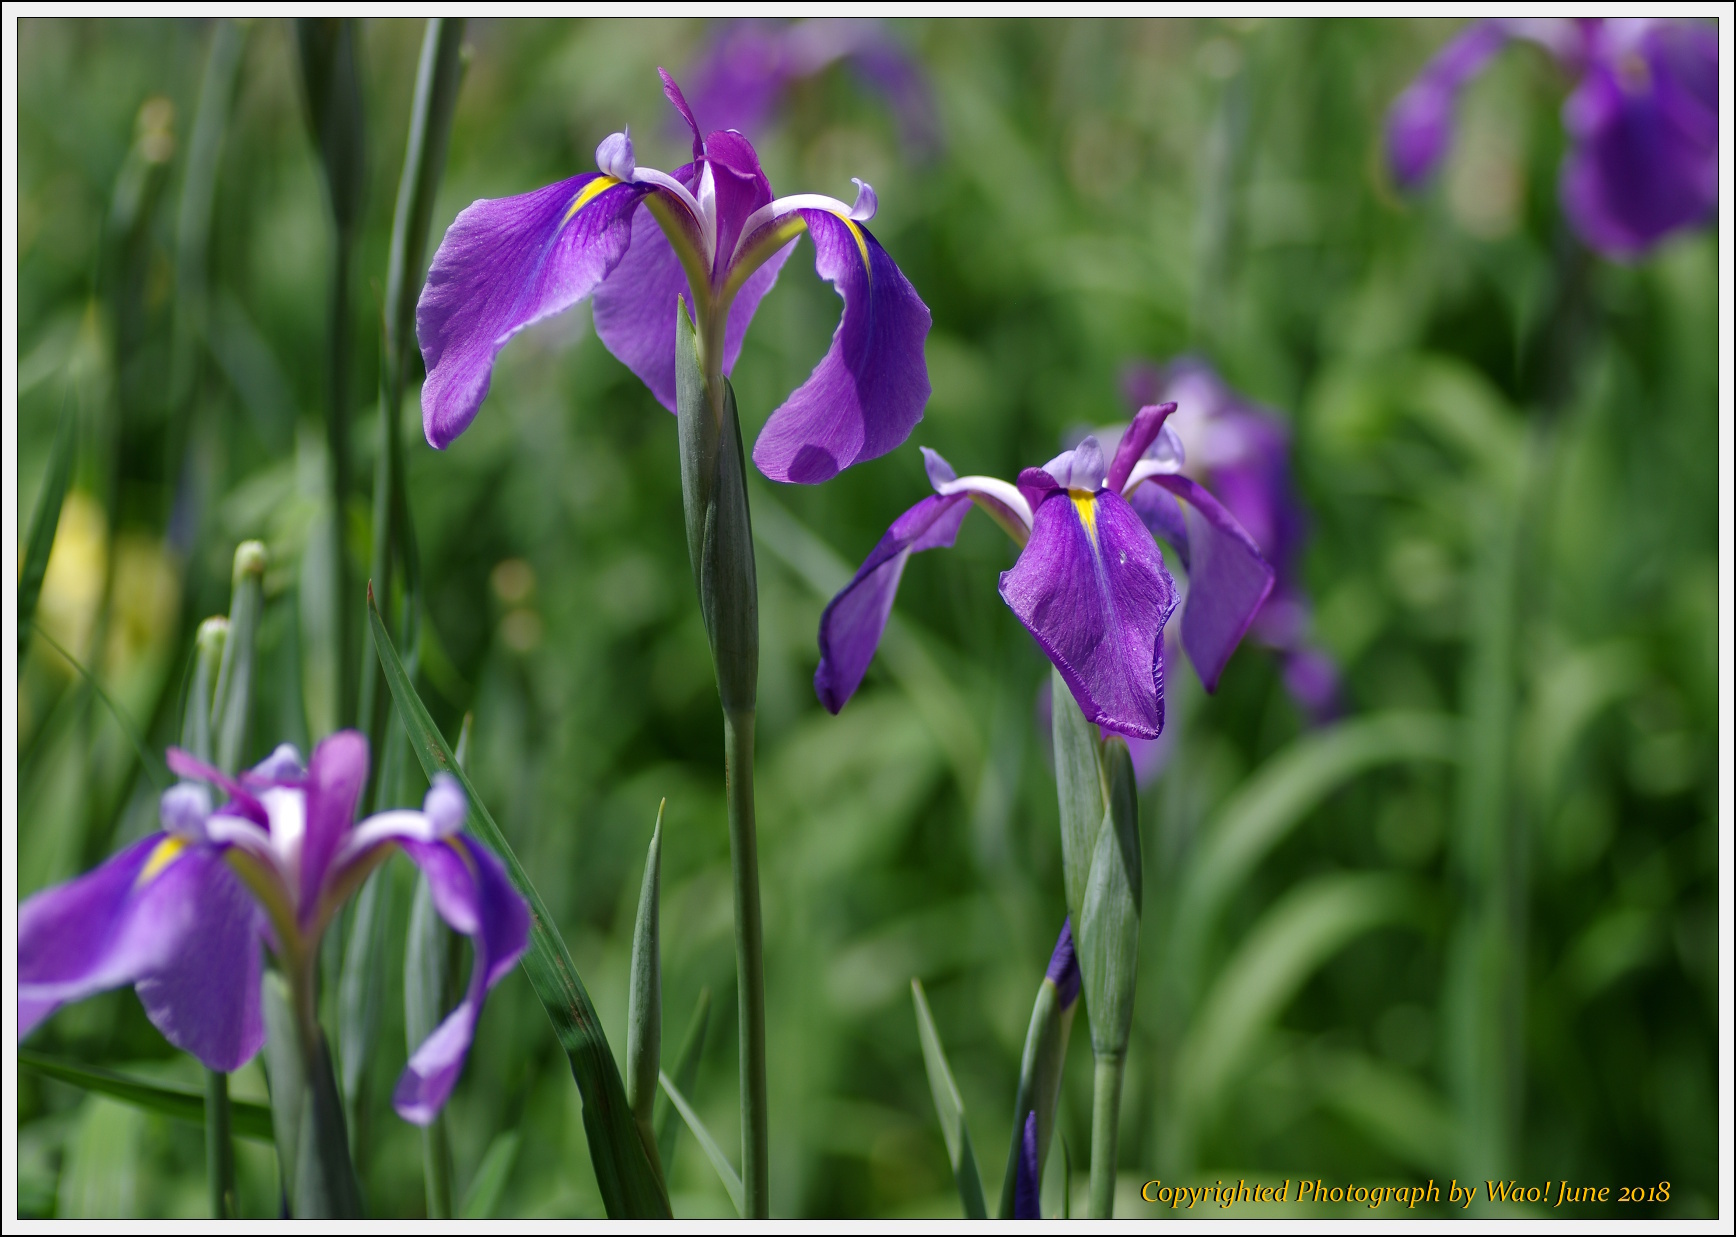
674, 300, 767, 1216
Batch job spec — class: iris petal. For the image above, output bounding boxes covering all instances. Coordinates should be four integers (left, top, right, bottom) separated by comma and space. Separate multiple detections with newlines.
814, 491, 970, 713
1000, 488, 1176, 739
1147, 474, 1274, 693
417, 172, 642, 448
391, 837, 530, 1124
299, 730, 368, 925
751, 210, 931, 484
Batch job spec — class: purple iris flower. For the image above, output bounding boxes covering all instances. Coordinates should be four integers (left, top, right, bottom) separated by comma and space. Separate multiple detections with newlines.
684, 19, 939, 157
1386, 18, 1717, 257
18, 732, 530, 1126
1122, 358, 1339, 723
417, 70, 931, 484
815, 402, 1273, 739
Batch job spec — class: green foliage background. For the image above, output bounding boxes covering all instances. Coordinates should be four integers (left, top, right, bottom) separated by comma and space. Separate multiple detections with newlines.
16, 17, 1719, 1218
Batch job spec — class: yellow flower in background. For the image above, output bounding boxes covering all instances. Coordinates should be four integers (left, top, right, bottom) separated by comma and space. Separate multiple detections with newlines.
34, 491, 106, 664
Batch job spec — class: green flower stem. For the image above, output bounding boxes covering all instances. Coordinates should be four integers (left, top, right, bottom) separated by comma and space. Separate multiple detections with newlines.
724, 707, 768, 1217
205, 1067, 237, 1217
1089, 1053, 1125, 1219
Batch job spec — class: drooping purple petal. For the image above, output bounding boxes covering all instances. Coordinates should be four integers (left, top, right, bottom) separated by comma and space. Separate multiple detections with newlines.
592, 196, 695, 413
1045, 919, 1081, 1010
417, 173, 643, 448
1385, 20, 1510, 188
1127, 480, 1190, 566
1014, 1110, 1041, 1219
20, 834, 203, 1036
392, 836, 530, 1123
299, 730, 368, 924
814, 492, 970, 712
165, 748, 269, 828
1560, 20, 1718, 256
1000, 487, 1177, 740
133, 851, 266, 1071
1148, 474, 1274, 693
751, 210, 931, 484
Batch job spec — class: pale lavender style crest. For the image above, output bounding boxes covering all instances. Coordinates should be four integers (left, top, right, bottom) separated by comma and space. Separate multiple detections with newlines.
18, 732, 530, 1125
417, 70, 932, 484
1386, 18, 1717, 257
815, 402, 1276, 740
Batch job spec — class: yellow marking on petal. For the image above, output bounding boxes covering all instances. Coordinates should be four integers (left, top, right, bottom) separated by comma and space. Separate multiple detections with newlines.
1070, 490, 1099, 546
139, 835, 189, 885
839, 214, 872, 284
562, 175, 621, 226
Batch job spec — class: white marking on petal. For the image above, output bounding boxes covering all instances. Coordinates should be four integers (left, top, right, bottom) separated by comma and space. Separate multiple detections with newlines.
730, 190, 864, 267
596, 128, 636, 181
335, 810, 447, 870
1122, 456, 1185, 497
258, 786, 306, 886
160, 783, 213, 840
629, 166, 714, 266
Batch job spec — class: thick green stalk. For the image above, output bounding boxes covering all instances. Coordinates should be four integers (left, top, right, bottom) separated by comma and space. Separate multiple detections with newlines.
725, 708, 767, 1217
205, 1069, 237, 1218
1089, 1054, 1125, 1218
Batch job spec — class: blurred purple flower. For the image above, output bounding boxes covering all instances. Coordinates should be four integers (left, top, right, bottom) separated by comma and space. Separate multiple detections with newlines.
1123, 357, 1340, 723
1386, 18, 1717, 257
684, 19, 939, 156
19, 732, 529, 1126
417, 70, 931, 484
816, 403, 1274, 739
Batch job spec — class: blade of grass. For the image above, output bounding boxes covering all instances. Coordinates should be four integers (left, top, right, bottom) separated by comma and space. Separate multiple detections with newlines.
458, 1130, 521, 1220
19, 1050, 273, 1143
654, 987, 711, 1180
19, 391, 76, 660
911, 979, 988, 1219
27, 622, 169, 791
368, 586, 669, 1218
658, 1070, 744, 1216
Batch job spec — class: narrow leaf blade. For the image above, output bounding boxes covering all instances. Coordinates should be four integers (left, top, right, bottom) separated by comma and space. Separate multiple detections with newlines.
19, 394, 76, 658
910, 979, 988, 1219
18, 1050, 274, 1143
654, 987, 711, 1177
368, 588, 670, 1218
458, 1130, 521, 1220
658, 1070, 744, 1216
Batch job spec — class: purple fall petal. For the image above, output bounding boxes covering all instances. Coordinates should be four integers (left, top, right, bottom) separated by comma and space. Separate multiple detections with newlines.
751, 211, 932, 484
1014, 1110, 1042, 1219
815, 492, 970, 712
133, 851, 265, 1071
1148, 474, 1274, 693
1001, 487, 1177, 740
593, 196, 696, 412
1385, 20, 1510, 188
299, 730, 369, 925
393, 836, 530, 1123
1560, 20, 1718, 256
417, 173, 642, 448
702, 129, 775, 271
20, 834, 201, 1036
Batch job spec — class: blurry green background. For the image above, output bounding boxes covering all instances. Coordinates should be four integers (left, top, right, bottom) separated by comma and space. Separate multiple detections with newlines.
15, 17, 1719, 1219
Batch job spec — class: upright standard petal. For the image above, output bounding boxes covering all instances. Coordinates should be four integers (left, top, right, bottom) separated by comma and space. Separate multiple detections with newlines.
1385, 20, 1509, 188
298, 730, 369, 923
133, 851, 266, 1071
392, 836, 530, 1123
1146, 474, 1274, 693
20, 833, 206, 1036
1560, 20, 1718, 256
815, 492, 970, 713
751, 209, 931, 484
417, 173, 642, 448
1000, 487, 1177, 740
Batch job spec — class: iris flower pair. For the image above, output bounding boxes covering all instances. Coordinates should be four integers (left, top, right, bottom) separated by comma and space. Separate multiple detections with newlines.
1387, 18, 1716, 257
817, 400, 1275, 739
19, 733, 529, 1124
417, 70, 930, 484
